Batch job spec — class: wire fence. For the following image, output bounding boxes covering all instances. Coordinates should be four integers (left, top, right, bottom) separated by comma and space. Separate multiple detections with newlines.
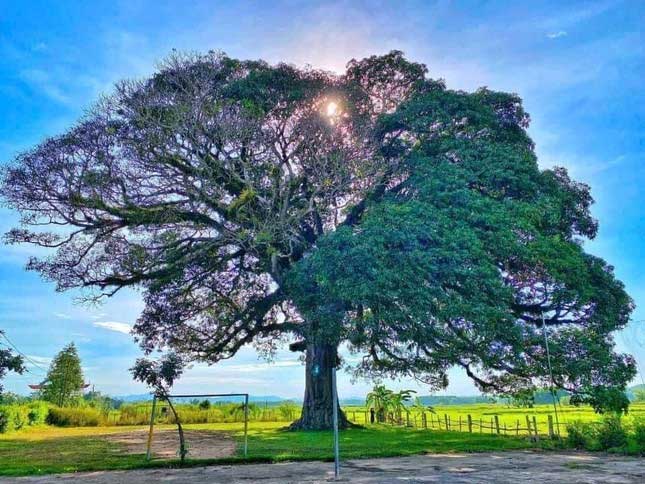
344, 409, 570, 439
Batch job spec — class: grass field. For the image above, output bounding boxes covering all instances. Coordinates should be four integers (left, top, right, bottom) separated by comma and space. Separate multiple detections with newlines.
0, 421, 555, 477
1, 402, 643, 477
344, 402, 645, 435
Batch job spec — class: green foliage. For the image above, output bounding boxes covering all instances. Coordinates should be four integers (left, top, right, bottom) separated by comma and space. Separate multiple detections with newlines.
0, 331, 25, 394
596, 415, 628, 450
366, 385, 394, 423
0, 401, 51, 433
26, 401, 50, 426
566, 416, 633, 451
41, 343, 84, 407
83, 391, 122, 412
632, 417, 645, 453
46, 407, 103, 427
565, 420, 596, 449
276, 401, 299, 421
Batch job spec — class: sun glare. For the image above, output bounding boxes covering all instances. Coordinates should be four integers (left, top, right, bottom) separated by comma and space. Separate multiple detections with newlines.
326, 101, 339, 117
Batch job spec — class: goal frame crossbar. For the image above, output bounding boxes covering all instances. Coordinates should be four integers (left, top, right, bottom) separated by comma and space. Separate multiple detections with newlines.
145, 392, 250, 460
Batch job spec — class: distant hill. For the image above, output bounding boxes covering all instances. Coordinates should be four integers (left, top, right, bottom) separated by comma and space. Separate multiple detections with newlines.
627, 383, 645, 401
416, 395, 493, 406
112, 393, 291, 404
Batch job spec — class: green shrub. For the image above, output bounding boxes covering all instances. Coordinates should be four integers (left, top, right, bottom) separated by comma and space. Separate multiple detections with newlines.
565, 420, 595, 449
277, 401, 300, 421
596, 416, 627, 450
0, 405, 31, 433
631, 417, 645, 453
116, 404, 152, 426
46, 407, 103, 427
0, 409, 8, 433
27, 401, 50, 425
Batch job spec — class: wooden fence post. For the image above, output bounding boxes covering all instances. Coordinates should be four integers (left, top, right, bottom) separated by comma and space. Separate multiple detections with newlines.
459, 415, 462, 432
480, 418, 483, 434
532, 416, 539, 441
525, 415, 532, 437
422, 412, 427, 429
406, 412, 410, 427
444, 414, 449, 431
516, 420, 520, 436
467, 414, 473, 433
547, 415, 554, 439
494, 415, 500, 435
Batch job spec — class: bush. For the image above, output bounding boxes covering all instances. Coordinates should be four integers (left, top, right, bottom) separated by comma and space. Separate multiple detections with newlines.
277, 401, 300, 421
0, 409, 8, 433
27, 401, 50, 425
565, 420, 595, 449
631, 417, 645, 453
46, 407, 103, 427
0, 405, 30, 433
596, 416, 628, 450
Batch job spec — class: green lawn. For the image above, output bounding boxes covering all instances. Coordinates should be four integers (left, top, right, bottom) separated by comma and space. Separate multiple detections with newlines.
0, 422, 553, 477
344, 402, 645, 435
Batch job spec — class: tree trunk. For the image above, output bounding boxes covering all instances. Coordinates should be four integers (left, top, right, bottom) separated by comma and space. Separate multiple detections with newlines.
289, 342, 350, 430
165, 397, 187, 463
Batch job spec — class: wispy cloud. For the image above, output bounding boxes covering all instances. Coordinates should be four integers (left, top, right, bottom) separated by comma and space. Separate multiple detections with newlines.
54, 312, 72, 320
93, 321, 132, 335
547, 31, 568, 39
19, 69, 71, 105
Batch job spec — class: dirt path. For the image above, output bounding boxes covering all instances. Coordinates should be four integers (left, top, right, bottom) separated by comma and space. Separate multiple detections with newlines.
103, 428, 236, 459
4, 451, 643, 483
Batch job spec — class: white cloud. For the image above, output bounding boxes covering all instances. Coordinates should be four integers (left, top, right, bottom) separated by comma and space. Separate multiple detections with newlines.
547, 31, 568, 39
54, 312, 72, 320
19, 69, 71, 104
93, 321, 132, 335
26, 355, 52, 365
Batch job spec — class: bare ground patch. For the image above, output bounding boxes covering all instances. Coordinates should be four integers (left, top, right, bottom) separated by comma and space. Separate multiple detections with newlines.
103, 428, 236, 460
5, 451, 644, 483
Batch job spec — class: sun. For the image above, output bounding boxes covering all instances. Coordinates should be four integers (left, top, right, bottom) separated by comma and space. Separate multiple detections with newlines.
326, 101, 339, 117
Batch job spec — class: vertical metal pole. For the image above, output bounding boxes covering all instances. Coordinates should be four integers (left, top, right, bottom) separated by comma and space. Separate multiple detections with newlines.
243, 394, 249, 458
541, 312, 561, 436
331, 365, 340, 479
146, 395, 157, 461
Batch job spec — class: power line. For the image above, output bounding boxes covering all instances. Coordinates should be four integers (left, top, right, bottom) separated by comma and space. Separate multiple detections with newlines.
0, 331, 48, 374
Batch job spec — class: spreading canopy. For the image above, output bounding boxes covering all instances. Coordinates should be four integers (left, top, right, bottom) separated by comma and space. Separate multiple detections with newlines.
0, 51, 635, 413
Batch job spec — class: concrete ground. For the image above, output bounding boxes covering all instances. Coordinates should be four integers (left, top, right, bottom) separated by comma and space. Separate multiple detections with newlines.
3, 451, 643, 483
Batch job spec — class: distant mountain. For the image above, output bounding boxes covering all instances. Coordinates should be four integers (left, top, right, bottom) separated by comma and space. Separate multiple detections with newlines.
112, 393, 292, 403
627, 383, 645, 401
112, 393, 153, 402
416, 395, 492, 406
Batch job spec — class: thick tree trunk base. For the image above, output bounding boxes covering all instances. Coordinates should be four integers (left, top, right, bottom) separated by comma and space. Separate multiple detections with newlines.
289, 342, 352, 431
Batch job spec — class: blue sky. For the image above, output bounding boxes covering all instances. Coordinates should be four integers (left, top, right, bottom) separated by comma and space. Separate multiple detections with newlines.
1, 0, 644, 398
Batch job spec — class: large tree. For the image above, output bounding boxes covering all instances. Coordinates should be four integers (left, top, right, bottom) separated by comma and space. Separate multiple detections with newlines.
1, 51, 635, 427
41, 343, 84, 406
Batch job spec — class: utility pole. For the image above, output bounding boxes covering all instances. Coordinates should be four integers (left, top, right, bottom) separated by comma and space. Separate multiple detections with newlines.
541, 312, 561, 436
332, 364, 340, 479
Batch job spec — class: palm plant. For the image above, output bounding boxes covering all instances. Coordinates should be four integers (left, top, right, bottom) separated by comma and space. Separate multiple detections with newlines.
366, 385, 393, 423
390, 390, 416, 424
